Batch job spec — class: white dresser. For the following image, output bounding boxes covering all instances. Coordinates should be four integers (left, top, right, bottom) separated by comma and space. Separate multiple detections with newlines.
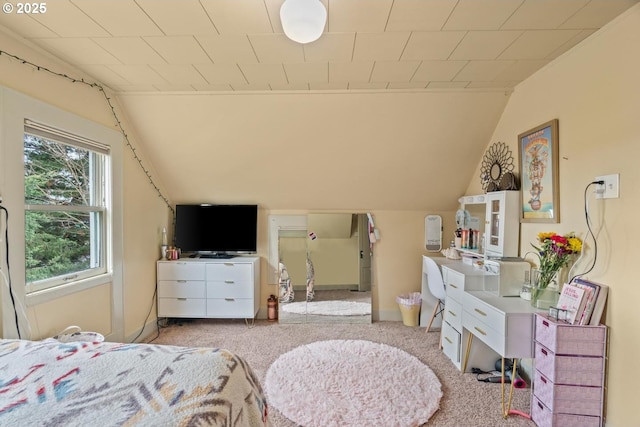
157, 257, 260, 319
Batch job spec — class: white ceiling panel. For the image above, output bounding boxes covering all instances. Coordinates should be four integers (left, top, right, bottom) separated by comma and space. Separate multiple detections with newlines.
239, 63, 288, 85
401, 32, 466, 61
135, 0, 217, 36
499, 30, 582, 60
443, 0, 522, 30
194, 64, 248, 85
143, 36, 212, 64
329, 0, 392, 32
196, 35, 258, 63
249, 34, 304, 63
92, 37, 167, 65
412, 61, 468, 81
37, 38, 120, 65
107, 64, 168, 85
353, 33, 410, 61
30, 1, 109, 37
303, 33, 356, 62
329, 62, 374, 83
386, 0, 458, 31
501, 0, 590, 30
201, 0, 273, 34
370, 61, 420, 83
454, 60, 516, 81
449, 31, 523, 60
284, 62, 328, 84
70, 0, 163, 37
0, 0, 635, 93
150, 64, 208, 85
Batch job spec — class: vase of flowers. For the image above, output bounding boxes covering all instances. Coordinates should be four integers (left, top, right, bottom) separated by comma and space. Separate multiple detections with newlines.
530, 232, 582, 309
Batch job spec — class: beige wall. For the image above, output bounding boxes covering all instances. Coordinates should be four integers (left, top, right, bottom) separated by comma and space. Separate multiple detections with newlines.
466, 6, 640, 425
0, 33, 170, 341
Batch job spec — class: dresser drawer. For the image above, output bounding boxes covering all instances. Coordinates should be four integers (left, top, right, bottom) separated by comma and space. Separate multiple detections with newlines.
207, 298, 255, 318
158, 297, 206, 317
157, 262, 206, 281
463, 292, 505, 336
532, 396, 601, 427
533, 369, 602, 416
535, 314, 606, 356
441, 321, 461, 364
158, 281, 206, 298
206, 281, 253, 299
443, 298, 462, 331
444, 269, 465, 301
206, 263, 253, 283
535, 342, 604, 387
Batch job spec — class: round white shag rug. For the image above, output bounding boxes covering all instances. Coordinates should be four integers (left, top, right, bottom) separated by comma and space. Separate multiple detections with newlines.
281, 300, 371, 316
265, 339, 442, 427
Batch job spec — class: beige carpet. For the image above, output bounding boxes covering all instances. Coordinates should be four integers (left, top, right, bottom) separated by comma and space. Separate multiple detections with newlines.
148, 319, 536, 427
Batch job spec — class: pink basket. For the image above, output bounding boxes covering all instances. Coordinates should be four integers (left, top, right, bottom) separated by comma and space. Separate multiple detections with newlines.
533, 370, 602, 416
532, 396, 602, 427
535, 314, 606, 356
535, 343, 604, 387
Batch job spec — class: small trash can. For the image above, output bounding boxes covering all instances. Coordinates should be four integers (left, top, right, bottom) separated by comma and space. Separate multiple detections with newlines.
396, 292, 421, 326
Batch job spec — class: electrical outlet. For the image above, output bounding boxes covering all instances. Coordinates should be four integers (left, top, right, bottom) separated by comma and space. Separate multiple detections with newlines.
595, 174, 620, 199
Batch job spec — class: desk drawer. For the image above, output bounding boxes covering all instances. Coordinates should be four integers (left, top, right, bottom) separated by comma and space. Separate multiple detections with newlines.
443, 298, 462, 331
441, 321, 460, 364
158, 297, 206, 317
463, 293, 505, 336
445, 269, 465, 301
206, 263, 253, 283
158, 262, 205, 280
464, 309, 503, 353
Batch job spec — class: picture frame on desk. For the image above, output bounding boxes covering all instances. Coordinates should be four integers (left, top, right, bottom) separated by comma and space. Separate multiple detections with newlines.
518, 119, 560, 223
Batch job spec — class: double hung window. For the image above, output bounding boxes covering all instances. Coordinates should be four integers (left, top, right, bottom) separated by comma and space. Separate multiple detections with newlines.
23, 120, 110, 294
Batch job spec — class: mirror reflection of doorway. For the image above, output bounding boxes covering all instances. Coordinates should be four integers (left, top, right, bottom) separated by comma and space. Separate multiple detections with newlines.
277, 213, 371, 324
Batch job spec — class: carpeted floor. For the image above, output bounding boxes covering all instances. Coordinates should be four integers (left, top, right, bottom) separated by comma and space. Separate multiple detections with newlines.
148, 319, 536, 427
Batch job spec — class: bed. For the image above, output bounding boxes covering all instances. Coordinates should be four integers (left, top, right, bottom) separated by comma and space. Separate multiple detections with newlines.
0, 338, 269, 426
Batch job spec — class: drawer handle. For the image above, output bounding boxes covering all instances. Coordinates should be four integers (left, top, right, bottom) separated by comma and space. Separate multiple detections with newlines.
473, 326, 487, 336
474, 308, 487, 317
447, 310, 457, 317
177, 280, 187, 283
541, 348, 548, 356
176, 262, 187, 265
444, 337, 453, 344
449, 284, 458, 289
225, 298, 235, 302
224, 263, 234, 266
537, 402, 544, 410
542, 320, 550, 327
224, 280, 235, 284
541, 376, 547, 384
177, 298, 187, 301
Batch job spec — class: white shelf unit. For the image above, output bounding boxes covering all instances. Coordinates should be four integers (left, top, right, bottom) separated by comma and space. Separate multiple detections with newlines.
458, 190, 520, 258
157, 257, 260, 319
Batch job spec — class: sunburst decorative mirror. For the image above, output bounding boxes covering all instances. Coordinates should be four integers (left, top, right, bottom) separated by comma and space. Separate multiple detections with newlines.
480, 142, 516, 192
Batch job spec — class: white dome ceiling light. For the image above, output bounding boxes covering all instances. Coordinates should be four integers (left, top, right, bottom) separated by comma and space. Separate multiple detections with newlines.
280, 0, 327, 44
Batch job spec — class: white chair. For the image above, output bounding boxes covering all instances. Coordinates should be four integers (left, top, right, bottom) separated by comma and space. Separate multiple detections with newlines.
423, 256, 446, 336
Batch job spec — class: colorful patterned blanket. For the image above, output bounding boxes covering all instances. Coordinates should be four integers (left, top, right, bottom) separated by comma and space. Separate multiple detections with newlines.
0, 338, 268, 426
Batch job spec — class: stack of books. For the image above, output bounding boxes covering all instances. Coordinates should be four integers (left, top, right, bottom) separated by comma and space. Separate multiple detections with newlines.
555, 278, 609, 325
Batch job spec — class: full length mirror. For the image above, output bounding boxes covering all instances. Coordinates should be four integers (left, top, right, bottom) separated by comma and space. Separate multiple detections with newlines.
277, 213, 371, 324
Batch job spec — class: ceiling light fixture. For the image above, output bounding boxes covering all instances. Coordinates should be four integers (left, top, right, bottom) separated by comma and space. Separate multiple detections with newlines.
280, 0, 327, 44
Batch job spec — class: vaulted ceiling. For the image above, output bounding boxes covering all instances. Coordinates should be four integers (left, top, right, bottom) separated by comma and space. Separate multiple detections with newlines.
0, 1, 637, 211
0, 0, 636, 92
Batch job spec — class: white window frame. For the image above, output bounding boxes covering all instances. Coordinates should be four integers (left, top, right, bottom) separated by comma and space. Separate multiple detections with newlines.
0, 86, 124, 339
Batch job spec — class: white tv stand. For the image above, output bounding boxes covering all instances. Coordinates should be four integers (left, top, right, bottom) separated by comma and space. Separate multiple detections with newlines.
157, 256, 260, 319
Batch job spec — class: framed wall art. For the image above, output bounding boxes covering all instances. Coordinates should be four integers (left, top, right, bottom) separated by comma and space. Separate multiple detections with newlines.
518, 119, 559, 223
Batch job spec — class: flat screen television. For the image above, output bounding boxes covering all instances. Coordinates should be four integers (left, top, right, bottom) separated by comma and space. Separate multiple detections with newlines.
174, 204, 257, 257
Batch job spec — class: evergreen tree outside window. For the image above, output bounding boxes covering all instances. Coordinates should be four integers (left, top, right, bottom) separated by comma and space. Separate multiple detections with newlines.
24, 121, 109, 294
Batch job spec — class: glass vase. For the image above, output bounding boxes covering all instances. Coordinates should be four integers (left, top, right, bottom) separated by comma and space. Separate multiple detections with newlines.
530, 268, 559, 310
